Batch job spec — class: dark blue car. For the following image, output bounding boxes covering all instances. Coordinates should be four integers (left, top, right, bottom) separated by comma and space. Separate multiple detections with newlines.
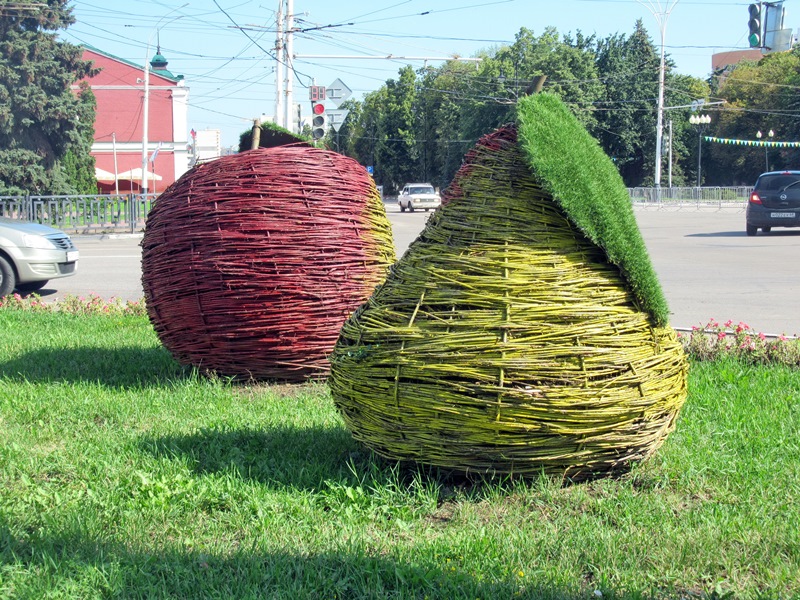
746, 170, 800, 236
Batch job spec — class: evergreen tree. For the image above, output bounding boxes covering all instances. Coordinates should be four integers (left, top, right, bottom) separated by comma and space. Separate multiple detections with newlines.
0, 0, 97, 194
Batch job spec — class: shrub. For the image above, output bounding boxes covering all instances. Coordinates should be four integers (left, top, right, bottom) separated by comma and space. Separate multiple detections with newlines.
678, 318, 800, 367
0, 292, 147, 317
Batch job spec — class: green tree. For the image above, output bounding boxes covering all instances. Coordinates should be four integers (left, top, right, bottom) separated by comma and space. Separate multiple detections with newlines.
0, 0, 97, 195
340, 87, 388, 179
593, 21, 663, 186
237, 121, 307, 152
59, 83, 97, 194
374, 66, 418, 194
709, 50, 800, 184
459, 28, 602, 145
415, 61, 480, 189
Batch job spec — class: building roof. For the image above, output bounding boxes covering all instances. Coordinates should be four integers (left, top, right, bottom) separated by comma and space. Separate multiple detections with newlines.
82, 44, 184, 83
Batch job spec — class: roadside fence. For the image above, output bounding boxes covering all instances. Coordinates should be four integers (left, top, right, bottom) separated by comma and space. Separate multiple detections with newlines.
0, 193, 156, 234
0, 187, 753, 233
628, 186, 751, 209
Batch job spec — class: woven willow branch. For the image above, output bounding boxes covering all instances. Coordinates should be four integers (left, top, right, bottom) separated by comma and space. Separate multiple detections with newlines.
142, 146, 395, 382
330, 127, 688, 479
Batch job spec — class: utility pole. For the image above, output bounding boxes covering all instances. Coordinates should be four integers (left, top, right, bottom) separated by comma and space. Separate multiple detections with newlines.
284, 0, 294, 132
274, 0, 284, 128
667, 119, 672, 188
141, 54, 150, 196
637, 0, 680, 190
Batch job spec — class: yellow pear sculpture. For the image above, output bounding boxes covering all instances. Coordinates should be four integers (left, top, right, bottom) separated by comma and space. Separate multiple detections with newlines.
329, 95, 688, 479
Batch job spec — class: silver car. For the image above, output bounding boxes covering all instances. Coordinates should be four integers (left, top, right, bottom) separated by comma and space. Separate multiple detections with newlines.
0, 218, 79, 296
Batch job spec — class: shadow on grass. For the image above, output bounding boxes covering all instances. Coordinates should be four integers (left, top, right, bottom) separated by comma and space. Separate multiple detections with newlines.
0, 346, 191, 389
0, 520, 586, 599
138, 425, 580, 501
139, 425, 366, 491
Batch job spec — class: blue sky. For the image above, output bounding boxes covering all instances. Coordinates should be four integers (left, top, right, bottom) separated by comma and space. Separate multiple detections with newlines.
64, 0, 773, 147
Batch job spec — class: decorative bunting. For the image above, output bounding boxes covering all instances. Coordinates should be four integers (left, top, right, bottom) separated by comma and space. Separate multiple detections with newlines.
704, 136, 800, 148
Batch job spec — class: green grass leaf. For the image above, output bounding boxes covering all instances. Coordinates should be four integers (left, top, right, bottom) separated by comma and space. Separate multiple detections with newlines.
516, 93, 670, 325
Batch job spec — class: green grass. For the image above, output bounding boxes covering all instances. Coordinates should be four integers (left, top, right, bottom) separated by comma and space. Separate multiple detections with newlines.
1, 311, 799, 599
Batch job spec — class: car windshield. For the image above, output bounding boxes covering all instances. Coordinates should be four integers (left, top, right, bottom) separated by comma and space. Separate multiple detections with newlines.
757, 174, 800, 191
409, 186, 435, 195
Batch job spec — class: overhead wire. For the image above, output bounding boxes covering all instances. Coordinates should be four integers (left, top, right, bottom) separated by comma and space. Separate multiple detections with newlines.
66, 0, 778, 144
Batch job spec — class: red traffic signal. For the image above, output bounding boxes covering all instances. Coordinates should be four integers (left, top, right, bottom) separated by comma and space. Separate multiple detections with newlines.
311, 102, 327, 140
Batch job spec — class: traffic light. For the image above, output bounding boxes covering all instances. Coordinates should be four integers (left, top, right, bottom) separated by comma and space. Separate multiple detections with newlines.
748, 3, 762, 47
311, 102, 327, 140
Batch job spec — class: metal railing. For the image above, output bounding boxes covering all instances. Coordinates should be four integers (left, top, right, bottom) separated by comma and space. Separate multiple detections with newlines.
0, 193, 157, 234
0, 186, 754, 234
627, 186, 752, 208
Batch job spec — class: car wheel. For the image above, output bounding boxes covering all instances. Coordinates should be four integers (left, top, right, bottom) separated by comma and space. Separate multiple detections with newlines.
409, 205, 415, 213
762, 227, 771, 233
0, 255, 16, 297
746, 224, 758, 236
425, 209, 430, 212
400, 204, 406, 212
16, 280, 48, 293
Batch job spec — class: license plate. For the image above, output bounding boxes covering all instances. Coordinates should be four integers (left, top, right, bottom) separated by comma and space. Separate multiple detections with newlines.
770, 212, 796, 218
66, 251, 79, 262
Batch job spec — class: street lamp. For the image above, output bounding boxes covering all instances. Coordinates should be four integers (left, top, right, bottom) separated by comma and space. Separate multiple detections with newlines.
756, 129, 775, 171
689, 114, 711, 187
637, 0, 681, 191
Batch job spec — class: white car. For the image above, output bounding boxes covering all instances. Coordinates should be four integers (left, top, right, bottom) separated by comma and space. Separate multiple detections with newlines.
398, 183, 441, 212
0, 218, 79, 296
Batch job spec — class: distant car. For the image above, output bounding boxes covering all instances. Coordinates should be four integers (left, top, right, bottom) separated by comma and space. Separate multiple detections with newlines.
746, 170, 800, 236
0, 217, 79, 296
398, 183, 441, 212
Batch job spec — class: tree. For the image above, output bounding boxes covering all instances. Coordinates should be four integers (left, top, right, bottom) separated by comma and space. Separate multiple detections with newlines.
340, 87, 388, 180
0, 0, 97, 195
593, 21, 663, 186
237, 121, 308, 152
374, 66, 418, 194
415, 60, 479, 189
60, 82, 97, 194
708, 50, 800, 184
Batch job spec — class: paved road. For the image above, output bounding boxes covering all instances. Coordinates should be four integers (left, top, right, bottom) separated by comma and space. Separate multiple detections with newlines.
37, 204, 800, 336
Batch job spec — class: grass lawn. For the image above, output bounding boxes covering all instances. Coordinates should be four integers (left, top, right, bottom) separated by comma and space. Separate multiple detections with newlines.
1, 310, 798, 599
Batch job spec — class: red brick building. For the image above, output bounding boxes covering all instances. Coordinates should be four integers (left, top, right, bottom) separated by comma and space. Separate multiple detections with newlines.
78, 46, 190, 194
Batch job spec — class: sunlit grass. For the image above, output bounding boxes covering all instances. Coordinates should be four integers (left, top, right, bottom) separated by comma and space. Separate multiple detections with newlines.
0, 310, 798, 599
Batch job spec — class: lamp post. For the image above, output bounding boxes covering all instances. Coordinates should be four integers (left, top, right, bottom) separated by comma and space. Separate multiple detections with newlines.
756, 129, 774, 171
637, 0, 681, 191
689, 114, 711, 187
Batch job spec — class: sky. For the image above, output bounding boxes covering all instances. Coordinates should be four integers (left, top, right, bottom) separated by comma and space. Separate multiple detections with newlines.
63, 0, 779, 148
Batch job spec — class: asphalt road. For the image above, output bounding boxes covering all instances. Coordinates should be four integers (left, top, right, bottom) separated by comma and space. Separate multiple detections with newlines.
36, 204, 800, 336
